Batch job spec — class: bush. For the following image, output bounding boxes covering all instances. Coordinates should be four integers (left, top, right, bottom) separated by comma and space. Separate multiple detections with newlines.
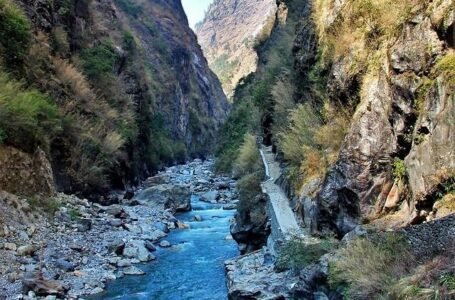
435, 52, 455, 88
80, 40, 118, 81
393, 158, 407, 181
276, 237, 337, 272
329, 233, 414, 299
237, 172, 266, 226
27, 196, 61, 216
279, 103, 321, 167
0, 71, 60, 152
233, 133, 262, 178
114, 0, 142, 17
51, 26, 70, 55
0, 0, 31, 72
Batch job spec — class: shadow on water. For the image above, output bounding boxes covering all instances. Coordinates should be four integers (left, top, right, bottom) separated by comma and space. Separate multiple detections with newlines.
90, 195, 239, 300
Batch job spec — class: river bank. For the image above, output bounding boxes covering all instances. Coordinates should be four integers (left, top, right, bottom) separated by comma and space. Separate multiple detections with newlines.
0, 159, 238, 299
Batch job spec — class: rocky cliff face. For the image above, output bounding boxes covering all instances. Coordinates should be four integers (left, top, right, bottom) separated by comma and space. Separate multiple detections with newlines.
305, 0, 454, 235
195, 0, 282, 99
0, 0, 229, 197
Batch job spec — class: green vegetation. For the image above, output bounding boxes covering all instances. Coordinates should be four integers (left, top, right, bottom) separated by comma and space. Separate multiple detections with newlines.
68, 208, 81, 220
0, 0, 31, 72
231, 133, 266, 226
0, 71, 60, 152
114, 0, 142, 17
27, 196, 61, 216
393, 158, 407, 181
233, 133, 261, 178
435, 52, 455, 87
122, 30, 136, 52
80, 40, 118, 81
276, 237, 337, 272
51, 26, 70, 55
210, 54, 239, 85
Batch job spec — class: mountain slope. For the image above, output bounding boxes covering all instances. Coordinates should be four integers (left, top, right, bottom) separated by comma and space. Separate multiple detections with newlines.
195, 0, 283, 99
0, 0, 229, 198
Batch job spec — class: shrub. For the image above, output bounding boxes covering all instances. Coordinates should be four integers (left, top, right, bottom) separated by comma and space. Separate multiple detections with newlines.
237, 172, 266, 226
114, 0, 142, 17
0, 71, 60, 152
27, 196, 61, 216
276, 237, 337, 272
278, 103, 321, 167
122, 30, 136, 52
393, 158, 407, 181
0, 0, 31, 72
329, 233, 414, 299
80, 40, 118, 81
51, 26, 70, 55
233, 133, 262, 178
435, 52, 455, 88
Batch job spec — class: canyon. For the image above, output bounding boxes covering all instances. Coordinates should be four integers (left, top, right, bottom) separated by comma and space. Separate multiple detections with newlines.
0, 0, 454, 299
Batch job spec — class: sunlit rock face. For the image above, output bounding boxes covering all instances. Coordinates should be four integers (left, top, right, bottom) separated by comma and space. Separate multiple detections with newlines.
195, 0, 279, 100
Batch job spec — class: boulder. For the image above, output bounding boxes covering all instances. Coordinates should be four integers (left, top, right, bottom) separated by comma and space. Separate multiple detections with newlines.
134, 184, 191, 212
4, 242, 17, 251
55, 259, 75, 272
116, 259, 132, 267
153, 222, 170, 233
17, 245, 37, 256
200, 190, 219, 203
104, 205, 125, 218
159, 240, 171, 248
222, 204, 237, 210
193, 215, 203, 222
144, 241, 156, 252
144, 174, 170, 187
123, 241, 155, 262
123, 266, 145, 276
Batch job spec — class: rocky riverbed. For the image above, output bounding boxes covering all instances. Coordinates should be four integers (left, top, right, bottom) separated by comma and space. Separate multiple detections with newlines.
0, 159, 238, 299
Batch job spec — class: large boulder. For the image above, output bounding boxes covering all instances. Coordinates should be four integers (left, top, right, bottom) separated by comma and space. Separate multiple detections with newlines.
134, 184, 191, 212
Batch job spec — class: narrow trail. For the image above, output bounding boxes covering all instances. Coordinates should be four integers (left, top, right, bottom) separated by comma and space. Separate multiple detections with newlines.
259, 145, 301, 241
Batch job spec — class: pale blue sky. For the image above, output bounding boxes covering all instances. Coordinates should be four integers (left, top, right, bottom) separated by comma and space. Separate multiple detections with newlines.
182, 0, 214, 29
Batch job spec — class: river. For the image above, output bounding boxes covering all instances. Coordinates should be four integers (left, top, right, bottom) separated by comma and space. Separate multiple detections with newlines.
91, 194, 239, 300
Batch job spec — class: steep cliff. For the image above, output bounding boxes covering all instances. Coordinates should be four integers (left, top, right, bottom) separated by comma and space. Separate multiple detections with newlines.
215, 0, 454, 298
195, 0, 283, 99
0, 0, 229, 198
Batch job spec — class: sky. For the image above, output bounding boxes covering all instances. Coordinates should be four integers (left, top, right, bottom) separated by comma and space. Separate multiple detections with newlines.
182, 0, 214, 29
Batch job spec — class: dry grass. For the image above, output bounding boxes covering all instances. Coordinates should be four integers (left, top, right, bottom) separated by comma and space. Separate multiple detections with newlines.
278, 101, 350, 188
313, 0, 430, 64
329, 233, 415, 299
390, 245, 455, 300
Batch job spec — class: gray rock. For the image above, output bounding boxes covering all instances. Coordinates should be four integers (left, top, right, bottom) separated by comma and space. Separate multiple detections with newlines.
222, 204, 237, 210
153, 222, 169, 233
134, 184, 191, 212
4, 242, 17, 251
76, 218, 92, 232
200, 190, 219, 203
144, 241, 156, 252
109, 219, 123, 227
159, 240, 171, 248
55, 258, 75, 272
117, 259, 132, 267
17, 245, 37, 256
105, 205, 124, 218
193, 215, 203, 222
90, 287, 104, 294
123, 266, 145, 276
